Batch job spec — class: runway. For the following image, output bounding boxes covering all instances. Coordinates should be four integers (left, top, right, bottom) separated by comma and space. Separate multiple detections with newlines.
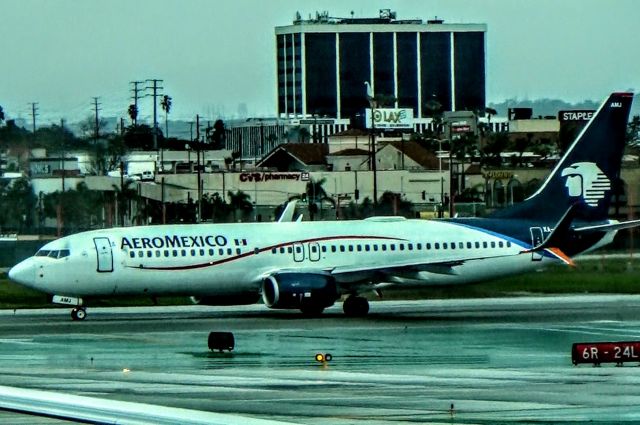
1, 295, 640, 424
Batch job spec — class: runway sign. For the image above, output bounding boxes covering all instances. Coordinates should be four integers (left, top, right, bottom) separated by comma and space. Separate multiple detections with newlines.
572, 341, 640, 365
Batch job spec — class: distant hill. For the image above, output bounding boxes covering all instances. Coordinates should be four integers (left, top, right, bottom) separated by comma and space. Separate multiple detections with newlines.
489, 94, 640, 119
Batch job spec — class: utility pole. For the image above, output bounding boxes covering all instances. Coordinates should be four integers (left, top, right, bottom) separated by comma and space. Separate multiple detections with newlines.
29, 102, 38, 135
146, 79, 164, 150
196, 114, 202, 222
364, 81, 378, 208
92, 97, 101, 143
129, 81, 144, 126
60, 118, 66, 192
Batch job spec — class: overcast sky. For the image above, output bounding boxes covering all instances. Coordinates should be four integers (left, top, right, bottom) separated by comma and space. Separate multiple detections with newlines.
1, 0, 638, 124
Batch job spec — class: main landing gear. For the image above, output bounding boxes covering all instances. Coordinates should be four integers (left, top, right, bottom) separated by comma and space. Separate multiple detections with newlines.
71, 307, 87, 321
343, 295, 369, 317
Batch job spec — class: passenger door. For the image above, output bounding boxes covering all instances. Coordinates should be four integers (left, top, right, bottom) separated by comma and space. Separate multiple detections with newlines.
292, 242, 305, 262
94, 237, 114, 272
529, 227, 544, 261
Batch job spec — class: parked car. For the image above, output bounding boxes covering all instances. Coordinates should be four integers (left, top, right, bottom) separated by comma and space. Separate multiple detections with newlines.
140, 171, 154, 181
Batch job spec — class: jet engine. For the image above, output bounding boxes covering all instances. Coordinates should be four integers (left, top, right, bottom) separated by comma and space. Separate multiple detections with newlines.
190, 291, 260, 306
262, 272, 338, 313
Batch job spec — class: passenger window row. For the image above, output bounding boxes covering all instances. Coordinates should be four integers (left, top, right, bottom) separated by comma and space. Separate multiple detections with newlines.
128, 247, 242, 259
269, 240, 511, 254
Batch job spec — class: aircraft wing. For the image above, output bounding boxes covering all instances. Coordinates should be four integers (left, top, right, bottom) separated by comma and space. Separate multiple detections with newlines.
328, 251, 524, 278
0, 384, 294, 425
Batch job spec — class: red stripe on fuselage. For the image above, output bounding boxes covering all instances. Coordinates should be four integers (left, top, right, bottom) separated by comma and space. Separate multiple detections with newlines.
125, 235, 406, 271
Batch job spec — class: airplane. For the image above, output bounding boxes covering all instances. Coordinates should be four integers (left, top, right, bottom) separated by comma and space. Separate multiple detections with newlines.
8, 92, 638, 321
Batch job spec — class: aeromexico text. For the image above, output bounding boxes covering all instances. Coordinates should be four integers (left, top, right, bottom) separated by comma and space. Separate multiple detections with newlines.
121, 235, 229, 250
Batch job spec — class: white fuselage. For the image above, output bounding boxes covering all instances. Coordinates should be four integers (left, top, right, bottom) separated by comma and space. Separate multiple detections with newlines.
9, 217, 554, 299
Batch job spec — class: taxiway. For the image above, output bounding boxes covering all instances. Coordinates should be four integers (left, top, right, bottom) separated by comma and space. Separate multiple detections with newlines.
1, 295, 640, 424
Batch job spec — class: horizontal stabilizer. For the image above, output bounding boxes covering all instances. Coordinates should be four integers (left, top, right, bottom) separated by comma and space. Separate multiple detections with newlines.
574, 219, 640, 233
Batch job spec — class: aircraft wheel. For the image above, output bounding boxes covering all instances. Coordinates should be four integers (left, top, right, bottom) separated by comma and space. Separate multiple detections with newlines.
71, 307, 87, 321
343, 296, 369, 317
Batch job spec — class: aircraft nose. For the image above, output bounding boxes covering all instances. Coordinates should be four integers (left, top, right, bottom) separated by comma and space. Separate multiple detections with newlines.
8, 260, 35, 287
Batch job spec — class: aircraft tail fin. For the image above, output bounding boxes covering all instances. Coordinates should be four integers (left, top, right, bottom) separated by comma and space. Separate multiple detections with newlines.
491, 92, 633, 222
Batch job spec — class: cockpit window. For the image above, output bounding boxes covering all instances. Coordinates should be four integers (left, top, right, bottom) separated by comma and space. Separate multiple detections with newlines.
37, 249, 70, 259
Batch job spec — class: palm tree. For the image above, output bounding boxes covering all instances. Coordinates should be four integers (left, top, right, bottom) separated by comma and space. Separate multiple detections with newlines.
227, 190, 253, 222
160, 95, 172, 137
484, 107, 497, 127
112, 179, 138, 226
298, 127, 311, 143
293, 177, 336, 221
128, 104, 138, 126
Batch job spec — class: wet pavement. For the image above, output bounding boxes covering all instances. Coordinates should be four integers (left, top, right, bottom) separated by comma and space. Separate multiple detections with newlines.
1, 296, 640, 424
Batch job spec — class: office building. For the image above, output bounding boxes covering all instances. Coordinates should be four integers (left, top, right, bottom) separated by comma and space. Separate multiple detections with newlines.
275, 10, 486, 121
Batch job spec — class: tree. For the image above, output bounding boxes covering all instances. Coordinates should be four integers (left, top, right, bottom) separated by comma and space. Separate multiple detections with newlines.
227, 190, 253, 222
112, 179, 139, 226
123, 124, 163, 150
0, 119, 30, 152
42, 182, 103, 233
201, 192, 230, 222
34, 123, 79, 154
451, 132, 478, 181
0, 177, 37, 232
78, 115, 108, 140
209, 119, 226, 149
160, 95, 172, 138
291, 177, 335, 221
88, 135, 128, 175
510, 134, 532, 167
627, 115, 640, 146
376, 191, 414, 217
298, 127, 310, 143
128, 104, 138, 125
0, 105, 5, 126
484, 107, 497, 125
479, 132, 509, 167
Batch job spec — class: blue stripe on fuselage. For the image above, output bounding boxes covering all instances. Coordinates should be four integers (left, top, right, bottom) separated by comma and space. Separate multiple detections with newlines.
445, 219, 556, 260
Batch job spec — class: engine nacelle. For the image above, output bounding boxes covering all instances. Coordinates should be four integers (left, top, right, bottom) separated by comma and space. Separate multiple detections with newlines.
262, 272, 338, 310
190, 292, 260, 306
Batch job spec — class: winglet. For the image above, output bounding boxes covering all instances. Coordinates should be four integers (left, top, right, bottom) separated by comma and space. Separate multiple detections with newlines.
521, 203, 579, 253
277, 200, 298, 222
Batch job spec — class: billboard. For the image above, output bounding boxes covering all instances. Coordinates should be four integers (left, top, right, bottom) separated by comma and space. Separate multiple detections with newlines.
365, 108, 414, 129
558, 110, 595, 122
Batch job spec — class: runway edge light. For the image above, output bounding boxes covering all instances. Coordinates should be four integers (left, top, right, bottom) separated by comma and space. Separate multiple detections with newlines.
572, 341, 640, 366
315, 353, 333, 363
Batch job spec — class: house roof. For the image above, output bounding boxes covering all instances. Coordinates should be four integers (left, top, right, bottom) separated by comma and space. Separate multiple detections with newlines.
385, 141, 443, 170
257, 143, 328, 168
327, 148, 370, 157
331, 128, 370, 137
